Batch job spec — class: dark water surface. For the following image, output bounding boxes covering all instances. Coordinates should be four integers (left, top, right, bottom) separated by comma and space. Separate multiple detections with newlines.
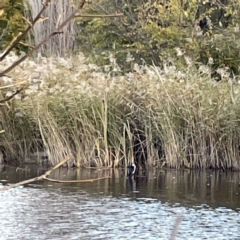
0, 166, 240, 240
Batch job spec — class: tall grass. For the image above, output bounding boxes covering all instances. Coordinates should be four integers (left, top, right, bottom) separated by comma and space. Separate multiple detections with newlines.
0, 53, 240, 169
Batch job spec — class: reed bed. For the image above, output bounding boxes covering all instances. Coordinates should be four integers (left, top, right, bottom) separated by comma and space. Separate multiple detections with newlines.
0, 53, 240, 169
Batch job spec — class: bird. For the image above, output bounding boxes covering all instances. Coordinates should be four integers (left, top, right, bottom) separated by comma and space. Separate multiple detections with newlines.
127, 162, 136, 177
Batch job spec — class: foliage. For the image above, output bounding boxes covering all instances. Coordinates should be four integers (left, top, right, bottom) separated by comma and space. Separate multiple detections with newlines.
76, 0, 240, 72
196, 27, 240, 77
0, 0, 28, 53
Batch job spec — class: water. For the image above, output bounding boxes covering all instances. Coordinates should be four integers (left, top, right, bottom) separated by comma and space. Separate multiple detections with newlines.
0, 166, 240, 239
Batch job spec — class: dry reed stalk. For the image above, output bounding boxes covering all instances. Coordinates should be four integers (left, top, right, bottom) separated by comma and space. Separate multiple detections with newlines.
169, 216, 183, 240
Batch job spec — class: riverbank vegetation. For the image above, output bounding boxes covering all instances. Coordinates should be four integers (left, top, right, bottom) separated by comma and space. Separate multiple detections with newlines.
1, 52, 240, 169
0, 0, 240, 170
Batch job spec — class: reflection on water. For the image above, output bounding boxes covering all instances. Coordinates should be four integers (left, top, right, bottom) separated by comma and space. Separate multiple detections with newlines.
0, 166, 240, 239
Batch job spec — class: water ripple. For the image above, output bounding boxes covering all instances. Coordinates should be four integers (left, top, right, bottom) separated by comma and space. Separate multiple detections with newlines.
0, 186, 240, 240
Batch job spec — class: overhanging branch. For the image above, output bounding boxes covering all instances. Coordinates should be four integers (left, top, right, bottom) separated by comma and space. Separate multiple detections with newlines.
75, 13, 123, 18
0, 0, 87, 77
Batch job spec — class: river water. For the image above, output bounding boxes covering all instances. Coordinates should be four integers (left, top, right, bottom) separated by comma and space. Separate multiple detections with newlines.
0, 166, 239, 240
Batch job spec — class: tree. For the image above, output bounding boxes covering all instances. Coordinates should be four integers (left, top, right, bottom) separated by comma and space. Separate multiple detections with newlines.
0, 0, 28, 53
76, 0, 240, 71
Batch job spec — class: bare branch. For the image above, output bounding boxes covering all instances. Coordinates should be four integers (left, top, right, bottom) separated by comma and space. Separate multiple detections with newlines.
44, 176, 110, 183
75, 13, 124, 18
0, 0, 52, 62
0, 88, 23, 103
0, 0, 87, 78
0, 80, 27, 89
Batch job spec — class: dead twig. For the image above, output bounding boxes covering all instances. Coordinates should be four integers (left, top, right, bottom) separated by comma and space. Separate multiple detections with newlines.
44, 176, 110, 183
0, 80, 27, 90
0, 88, 23, 103
75, 13, 123, 18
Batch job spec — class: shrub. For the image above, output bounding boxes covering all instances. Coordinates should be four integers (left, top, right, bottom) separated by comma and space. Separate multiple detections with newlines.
0, 53, 240, 169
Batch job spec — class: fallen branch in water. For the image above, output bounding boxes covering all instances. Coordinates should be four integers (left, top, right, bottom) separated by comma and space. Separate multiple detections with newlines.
0, 154, 73, 191
0, 154, 108, 191
44, 176, 109, 183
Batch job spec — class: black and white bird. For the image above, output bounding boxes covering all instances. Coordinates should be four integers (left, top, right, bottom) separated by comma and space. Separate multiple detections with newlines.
127, 162, 136, 177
